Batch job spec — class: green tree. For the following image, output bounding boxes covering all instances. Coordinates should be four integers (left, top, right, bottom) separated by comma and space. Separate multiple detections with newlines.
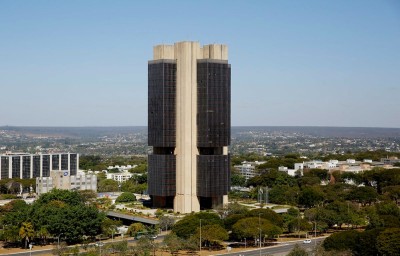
37, 226, 50, 245
164, 233, 182, 255
304, 168, 329, 181
382, 185, 400, 204
346, 186, 378, 206
353, 228, 383, 256
269, 185, 300, 205
115, 192, 136, 203
247, 169, 297, 187
299, 176, 321, 186
287, 218, 312, 233
98, 179, 119, 192
19, 222, 35, 248
231, 217, 282, 241
159, 216, 175, 231
196, 224, 228, 249
127, 223, 146, 237
172, 212, 223, 239
136, 236, 155, 256
376, 228, 400, 256
79, 155, 102, 170
101, 218, 121, 238
323, 230, 359, 252
247, 208, 284, 228
224, 214, 246, 230
231, 173, 246, 187
130, 163, 147, 174
78, 190, 98, 205
29, 189, 104, 243
299, 186, 325, 208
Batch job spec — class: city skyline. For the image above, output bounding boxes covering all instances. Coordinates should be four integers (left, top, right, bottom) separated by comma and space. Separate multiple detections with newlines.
1, 1, 399, 128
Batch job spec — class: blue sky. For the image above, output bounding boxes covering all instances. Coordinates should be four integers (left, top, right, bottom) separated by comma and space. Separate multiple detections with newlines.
0, 0, 399, 127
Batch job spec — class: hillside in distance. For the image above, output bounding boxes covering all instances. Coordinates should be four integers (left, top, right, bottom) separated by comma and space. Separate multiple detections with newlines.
1, 126, 399, 156
233, 126, 400, 138
1, 126, 400, 139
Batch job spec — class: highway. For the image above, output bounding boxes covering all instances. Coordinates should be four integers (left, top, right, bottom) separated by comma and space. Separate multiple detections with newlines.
215, 237, 326, 256
3, 236, 326, 256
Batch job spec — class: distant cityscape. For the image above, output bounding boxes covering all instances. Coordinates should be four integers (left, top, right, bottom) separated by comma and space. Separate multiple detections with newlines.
1, 126, 399, 157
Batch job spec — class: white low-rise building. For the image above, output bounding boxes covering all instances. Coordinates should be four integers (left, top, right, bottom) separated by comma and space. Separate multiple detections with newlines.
106, 172, 133, 182
36, 170, 97, 195
234, 161, 265, 180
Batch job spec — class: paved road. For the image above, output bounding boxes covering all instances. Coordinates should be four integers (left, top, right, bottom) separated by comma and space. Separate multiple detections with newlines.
215, 237, 326, 256
3, 236, 325, 256
1, 235, 166, 256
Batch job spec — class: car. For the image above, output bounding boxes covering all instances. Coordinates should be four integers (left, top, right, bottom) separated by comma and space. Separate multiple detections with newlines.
303, 239, 311, 244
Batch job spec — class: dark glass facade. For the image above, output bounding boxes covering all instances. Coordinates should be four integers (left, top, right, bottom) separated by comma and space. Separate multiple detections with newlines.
0, 153, 78, 180
148, 60, 177, 201
42, 155, 50, 177
12, 156, 21, 178
148, 154, 176, 197
1, 157, 9, 179
197, 155, 230, 197
52, 155, 59, 170
61, 154, 68, 170
33, 156, 40, 177
196, 60, 231, 201
70, 154, 77, 175
148, 60, 177, 147
197, 60, 231, 147
22, 156, 31, 179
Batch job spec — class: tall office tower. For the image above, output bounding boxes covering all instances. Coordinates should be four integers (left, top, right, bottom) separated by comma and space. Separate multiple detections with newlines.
148, 41, 231, 213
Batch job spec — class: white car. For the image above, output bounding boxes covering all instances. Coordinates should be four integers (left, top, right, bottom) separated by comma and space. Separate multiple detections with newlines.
303, 239, 311, 244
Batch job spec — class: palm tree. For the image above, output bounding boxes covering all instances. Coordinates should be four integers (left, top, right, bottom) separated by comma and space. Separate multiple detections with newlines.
19, 222, 35, 248
37, 226, 50, 245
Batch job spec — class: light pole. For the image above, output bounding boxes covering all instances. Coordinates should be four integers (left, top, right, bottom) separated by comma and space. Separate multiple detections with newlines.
314, 221, 317, 249
111, 225, 117, 243
199, 219, 202, 252
259, 213, 262, 256
57, 233, 64, 250
244, 237, 246, 248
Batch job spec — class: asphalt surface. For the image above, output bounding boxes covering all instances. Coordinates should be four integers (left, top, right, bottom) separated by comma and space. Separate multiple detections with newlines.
3, 236, 326, 256
215, 237, 326, 256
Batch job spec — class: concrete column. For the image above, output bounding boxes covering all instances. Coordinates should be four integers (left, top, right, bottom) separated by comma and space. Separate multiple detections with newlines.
173, 41, 200, 213
8, 156, 12, 178
19, 156, 23, 179
30, 155, 33, 178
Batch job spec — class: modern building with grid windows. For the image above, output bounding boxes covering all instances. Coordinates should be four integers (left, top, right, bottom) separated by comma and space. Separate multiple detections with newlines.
0, 152, 78, 179
148, 41, 231, 213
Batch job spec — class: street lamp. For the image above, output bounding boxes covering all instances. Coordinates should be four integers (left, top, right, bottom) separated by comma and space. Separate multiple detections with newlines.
110, 225, 117, 243
57, 233, 64, 250
259, 213, 262, 256
314, 221, 317, 247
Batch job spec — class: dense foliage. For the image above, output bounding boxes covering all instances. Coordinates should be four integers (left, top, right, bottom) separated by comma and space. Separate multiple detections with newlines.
0, 189, 104, 246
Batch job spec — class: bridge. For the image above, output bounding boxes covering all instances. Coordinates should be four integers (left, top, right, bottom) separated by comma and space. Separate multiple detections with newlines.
106, 211, 159, 226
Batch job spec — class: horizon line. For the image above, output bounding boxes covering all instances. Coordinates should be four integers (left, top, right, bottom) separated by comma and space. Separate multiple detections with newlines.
1, 125, 400, 129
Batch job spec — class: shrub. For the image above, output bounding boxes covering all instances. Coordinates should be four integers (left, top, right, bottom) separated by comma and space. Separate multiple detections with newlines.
115, 192, 136, 203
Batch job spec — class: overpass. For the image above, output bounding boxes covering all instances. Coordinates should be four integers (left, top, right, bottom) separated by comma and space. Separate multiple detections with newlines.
106, 211, 159, 225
